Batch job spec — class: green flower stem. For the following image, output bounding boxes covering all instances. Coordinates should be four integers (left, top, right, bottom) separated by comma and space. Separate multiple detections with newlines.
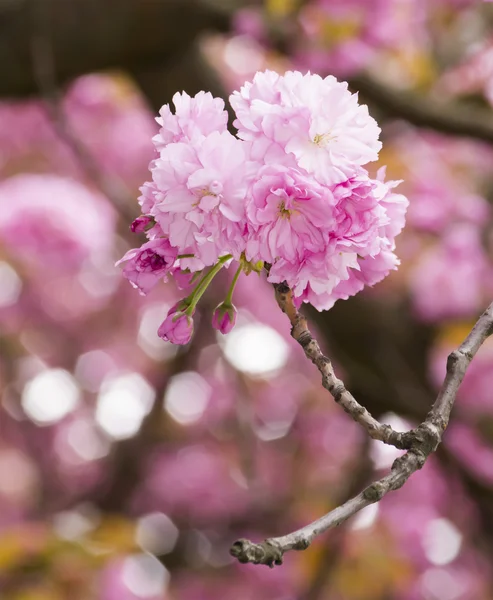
177, 253, 195, 259
225, 264, 243, 305
186, 254, 232, 314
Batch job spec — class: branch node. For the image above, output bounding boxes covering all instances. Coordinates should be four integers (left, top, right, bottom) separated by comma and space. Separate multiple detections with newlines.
230, 538, 284, 568
329, 382, 346, 401
296, 329, 312, 348
363, 481, 386, 502
446, 349, 463, 371
413, 422, 441, 454
292, 537, 311, 551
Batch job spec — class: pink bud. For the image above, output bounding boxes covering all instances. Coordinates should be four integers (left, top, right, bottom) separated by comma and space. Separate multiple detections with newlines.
158, 308, 194, 345
212, 302, 237, 335
130, 216, 154, 233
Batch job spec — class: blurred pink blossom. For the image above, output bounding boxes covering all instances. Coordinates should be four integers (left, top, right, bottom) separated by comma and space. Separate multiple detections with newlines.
294, 0, 426, 76
410, 225, 490, 322
0, 174, 115, 269
142, 444, 249, 521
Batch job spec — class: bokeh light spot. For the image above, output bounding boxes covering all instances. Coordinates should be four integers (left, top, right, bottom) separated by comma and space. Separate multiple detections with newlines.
421, 567, 465, 600
67, 417, 111, 460
75, 350, 116, 393
96, 373, 155, 440
122, 553, 169, 598
138, 303, 178, 361
0, 261, 21, 307
136, 512, 179, 555
351, 502, 379, 530
22, 368, 81, 425
164, 371, 211, 425
423, 518, 462, 566
222, 322, 289, 376
370, 412, 410, 469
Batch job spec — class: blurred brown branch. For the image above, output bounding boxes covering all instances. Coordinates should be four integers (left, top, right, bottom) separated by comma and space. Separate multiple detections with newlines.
29, 0, 144, 224
230, 291, 493, 567
4, 0, 238, 97
350, 74, 493, 145
270, 283, 410, 449
0, 0, 487, 148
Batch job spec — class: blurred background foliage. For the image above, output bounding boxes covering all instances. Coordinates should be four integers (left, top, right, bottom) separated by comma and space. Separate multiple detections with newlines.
1, 0, 493, 598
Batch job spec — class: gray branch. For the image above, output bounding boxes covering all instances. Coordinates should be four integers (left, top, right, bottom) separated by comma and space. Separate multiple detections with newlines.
271, 283, 410, 448
230, 293, 493, 567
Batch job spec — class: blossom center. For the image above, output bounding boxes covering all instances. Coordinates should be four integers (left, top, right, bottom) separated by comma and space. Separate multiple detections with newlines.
139, 250, 167, 271
313, 132, 335, 147
278, 200, 292, 219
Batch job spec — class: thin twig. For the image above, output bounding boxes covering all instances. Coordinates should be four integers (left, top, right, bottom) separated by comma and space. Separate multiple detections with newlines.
273, 283, 409, 448
230, 291, 493, 567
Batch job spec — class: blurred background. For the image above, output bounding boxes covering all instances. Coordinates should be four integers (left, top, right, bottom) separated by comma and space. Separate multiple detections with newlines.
1, 0, 493, 598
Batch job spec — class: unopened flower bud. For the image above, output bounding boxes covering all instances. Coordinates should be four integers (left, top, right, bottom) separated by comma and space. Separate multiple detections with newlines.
130, 216, 154, 233
158, 307, 194, 345
212, 302, 237, 335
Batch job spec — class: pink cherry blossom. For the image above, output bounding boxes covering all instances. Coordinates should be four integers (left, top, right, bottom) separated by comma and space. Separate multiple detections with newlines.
153, 91, 229, 150
245, 165, 333, 264
149, 131, 249, 270
116, 238, 177, 295
118, 70, 408, 341
266, 170, 408, 311
230, 70, 381, 185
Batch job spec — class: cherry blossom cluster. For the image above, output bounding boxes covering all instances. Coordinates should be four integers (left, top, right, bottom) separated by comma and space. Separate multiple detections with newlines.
118, 70, 408, 344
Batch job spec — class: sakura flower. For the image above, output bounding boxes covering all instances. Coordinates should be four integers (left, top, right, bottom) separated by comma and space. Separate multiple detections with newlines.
118, 70, 408, 343
149, 131, 249, 269
245, 165, 333, 264
230, 70, 381, 185
158, 306, 194, 345
117, 238, 177, 295
153, 91, 228, 149
267, 170, 408, 311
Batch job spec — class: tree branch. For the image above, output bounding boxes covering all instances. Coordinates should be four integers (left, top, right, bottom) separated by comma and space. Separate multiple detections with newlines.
272, 282, 409, 448
230, 291, 493, 567
350, 74, 493, 145
29, 2, 137, 225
